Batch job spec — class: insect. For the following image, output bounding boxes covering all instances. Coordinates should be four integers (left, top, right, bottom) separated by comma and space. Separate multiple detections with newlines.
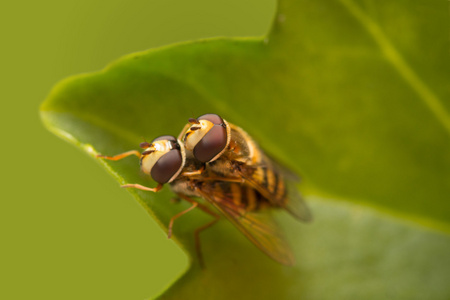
179, 113, 312, 223
96, 114, 310, 266
97, 135, 220, 266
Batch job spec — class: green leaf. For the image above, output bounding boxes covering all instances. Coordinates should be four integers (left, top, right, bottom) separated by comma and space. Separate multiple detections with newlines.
41, 0, 450, 299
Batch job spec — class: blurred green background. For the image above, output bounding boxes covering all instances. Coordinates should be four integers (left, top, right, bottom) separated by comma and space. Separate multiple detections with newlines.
0, 1, 275, 299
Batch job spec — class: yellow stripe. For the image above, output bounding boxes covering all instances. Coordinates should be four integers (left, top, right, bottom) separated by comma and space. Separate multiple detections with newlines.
247, 139, 261, 164
253, 167, 265, 183
246, 186, 257, 211
231, 183, 242, 207
277, 177, 286, 202
266, 168, 276, 193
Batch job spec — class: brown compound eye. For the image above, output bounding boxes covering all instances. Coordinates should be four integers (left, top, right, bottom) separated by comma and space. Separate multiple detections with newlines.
152, 135, 177, 143
198, 113, 224, 125
193, 124, 228, 162
151, 148, 183, 184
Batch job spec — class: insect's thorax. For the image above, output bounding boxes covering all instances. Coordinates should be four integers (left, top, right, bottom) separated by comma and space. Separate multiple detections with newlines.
227, 126, 258, 162
207, 126, 259, 176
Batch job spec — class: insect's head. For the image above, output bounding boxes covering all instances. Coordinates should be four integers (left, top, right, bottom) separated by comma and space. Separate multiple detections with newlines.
183, 113, 230, 163
139, 135, 185, 184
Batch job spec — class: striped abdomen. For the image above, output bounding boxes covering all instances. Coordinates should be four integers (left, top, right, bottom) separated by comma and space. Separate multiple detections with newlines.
247, 159, 288, 207
201, 181, 272, 213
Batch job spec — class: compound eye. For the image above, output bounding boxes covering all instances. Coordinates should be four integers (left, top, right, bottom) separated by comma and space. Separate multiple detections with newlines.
152, 135, 177, 143
151, 149, 183, 184
198, 114, 224, 125
193, 125, 227, 162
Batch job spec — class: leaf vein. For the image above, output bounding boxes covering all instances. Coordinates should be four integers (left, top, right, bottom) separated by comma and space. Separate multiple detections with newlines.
339, 0, 450, 137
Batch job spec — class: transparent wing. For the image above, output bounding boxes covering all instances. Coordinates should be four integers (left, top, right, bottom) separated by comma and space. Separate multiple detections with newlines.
282, 179, 313, 222
196, 183, 295, 266
263, 151, 301, 183
237, 157, 312, 222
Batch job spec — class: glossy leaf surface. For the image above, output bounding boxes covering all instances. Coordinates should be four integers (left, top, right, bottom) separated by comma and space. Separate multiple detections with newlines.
41, 0, 450, 298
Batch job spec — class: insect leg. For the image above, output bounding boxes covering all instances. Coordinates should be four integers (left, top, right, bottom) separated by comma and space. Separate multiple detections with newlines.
176, 193, 221, 268
194, 216, 219, 269
181, 165, 205, 177
177, 194, 220, 218
96, 150, 140, 161
121, 183, 163, 192
167, 202, 198, 239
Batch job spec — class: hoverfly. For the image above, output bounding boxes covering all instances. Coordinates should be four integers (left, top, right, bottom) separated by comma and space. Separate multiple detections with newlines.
96, 114, 310, 266
179, 113, 312, 223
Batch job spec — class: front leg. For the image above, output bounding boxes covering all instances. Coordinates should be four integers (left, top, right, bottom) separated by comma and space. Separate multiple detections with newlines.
173, 193, 220, 268
96, 150, 140, 161
121, 183, 163, 193
181, 164, 206, 177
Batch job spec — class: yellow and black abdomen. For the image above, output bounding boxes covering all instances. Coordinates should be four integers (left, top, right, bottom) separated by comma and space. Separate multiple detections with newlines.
245, 158, 289, 208
200, 181, 272, 213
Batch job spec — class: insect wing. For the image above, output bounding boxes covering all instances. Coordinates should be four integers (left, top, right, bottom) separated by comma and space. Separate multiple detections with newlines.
264, 151, 301, 182
196, 184, 295, 266
282, 179, 312, 222
261, 155, 312, 221
237, 158, 312, 222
